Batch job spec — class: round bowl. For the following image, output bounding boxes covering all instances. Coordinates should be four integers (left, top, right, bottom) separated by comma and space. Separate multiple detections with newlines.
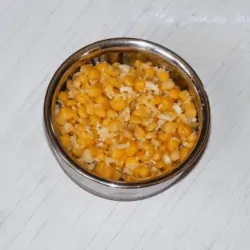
43, 37, 210, 201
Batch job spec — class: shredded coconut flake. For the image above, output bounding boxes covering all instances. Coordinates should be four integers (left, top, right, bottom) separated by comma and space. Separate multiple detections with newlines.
151, 167, 158, 172
143, 118, 153, 126
120, 86, 133, 93
181, 115, 197, 125
55, 105, 60, 114
87, 163, 96, 171
85, 126, 92, 134
153, 77, 158, 82
104, 88, 115, 99
181, 115, 189, 124
141, 63, 150, 69
177, 99, 182, 105
183, 142, 193, 148
68, 90, 75, 99
146, 81, 160, 94
64, 123, 73, 133
105, 157, 118, 166
118, 64, 131, 73
156, 119, 165, 130
96, 126, 111, 142
173, 103, 182, 115
124, 163, 139, 175
80, 149, 93, 164
119, 107, 130, 122
146, 133, 153, 139
163, 155, 172, 165
172, 137, 180, 142
158, 114, 175, 121
123, 168, 132, 175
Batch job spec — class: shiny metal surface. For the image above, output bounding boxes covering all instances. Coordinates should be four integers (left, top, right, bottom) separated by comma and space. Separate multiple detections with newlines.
43, 37, 211, 201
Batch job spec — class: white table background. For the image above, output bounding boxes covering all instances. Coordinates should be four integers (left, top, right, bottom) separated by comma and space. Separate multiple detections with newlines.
1, 0, 250, 249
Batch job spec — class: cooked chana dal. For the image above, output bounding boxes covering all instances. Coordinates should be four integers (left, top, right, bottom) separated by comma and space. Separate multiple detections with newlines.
55, 60, 199, 181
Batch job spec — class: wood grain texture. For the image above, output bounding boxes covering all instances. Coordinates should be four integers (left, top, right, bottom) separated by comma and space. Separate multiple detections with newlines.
1, 0, 250, 249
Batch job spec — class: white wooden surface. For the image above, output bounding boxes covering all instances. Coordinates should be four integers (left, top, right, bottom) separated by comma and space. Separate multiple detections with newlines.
1, 0, 250, 249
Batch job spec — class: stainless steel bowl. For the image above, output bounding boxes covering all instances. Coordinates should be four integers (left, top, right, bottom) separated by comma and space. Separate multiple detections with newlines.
44, 37, 210, 201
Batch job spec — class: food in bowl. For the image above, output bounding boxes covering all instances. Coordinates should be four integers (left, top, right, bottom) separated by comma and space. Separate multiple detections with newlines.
55, 60, 198, 182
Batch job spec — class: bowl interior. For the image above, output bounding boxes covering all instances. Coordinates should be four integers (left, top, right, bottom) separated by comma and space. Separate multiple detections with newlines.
46, 38, 210, 185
